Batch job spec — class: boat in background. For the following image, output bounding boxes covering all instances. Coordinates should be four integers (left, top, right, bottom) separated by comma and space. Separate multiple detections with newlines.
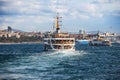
44, 14, 75, 51
89, 39, 111, 46
89, 32, 111, 46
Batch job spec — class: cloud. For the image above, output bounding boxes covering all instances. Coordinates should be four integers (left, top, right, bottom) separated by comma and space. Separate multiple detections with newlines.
105, 10, 120, 16
91, 0, 120, 18
0, 0, 103, 18
70, 11, 90, 20
83, 4, 103, 17
0, 0, 53, 16
0, 0, 119, 32
0, 15, 53, 31
0, 24, 8, 30
68, 3, 103, 19
92, 0, 120, 4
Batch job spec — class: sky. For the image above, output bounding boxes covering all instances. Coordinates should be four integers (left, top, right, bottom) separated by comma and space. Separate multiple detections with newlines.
0, 0, 120, 33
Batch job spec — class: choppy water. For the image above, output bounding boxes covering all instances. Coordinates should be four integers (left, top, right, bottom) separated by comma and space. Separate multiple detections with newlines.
0, 43, 120, 80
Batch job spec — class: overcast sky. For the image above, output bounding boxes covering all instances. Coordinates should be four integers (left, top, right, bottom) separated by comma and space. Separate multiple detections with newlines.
0, 0, 120, 33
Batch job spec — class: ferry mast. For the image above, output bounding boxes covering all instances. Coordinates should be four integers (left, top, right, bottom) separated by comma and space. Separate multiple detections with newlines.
55, 13, 62, 33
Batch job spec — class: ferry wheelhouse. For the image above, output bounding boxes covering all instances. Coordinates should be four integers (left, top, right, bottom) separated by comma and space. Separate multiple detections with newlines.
44, 14, 75, 51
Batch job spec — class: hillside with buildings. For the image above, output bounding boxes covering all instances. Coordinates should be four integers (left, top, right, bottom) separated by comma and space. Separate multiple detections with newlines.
0, 26, 120, 44
0, 26, 43, 43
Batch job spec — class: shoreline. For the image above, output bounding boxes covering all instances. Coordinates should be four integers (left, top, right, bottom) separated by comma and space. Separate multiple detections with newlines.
0, 42, 43, 45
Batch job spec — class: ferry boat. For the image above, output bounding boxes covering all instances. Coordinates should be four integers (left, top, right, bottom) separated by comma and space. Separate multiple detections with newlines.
89, 32, 111, 46
89, 39, 111, 46
44, 14, 75, 51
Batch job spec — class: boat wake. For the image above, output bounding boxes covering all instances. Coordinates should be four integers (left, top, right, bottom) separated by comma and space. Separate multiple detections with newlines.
42, 50, 89, 58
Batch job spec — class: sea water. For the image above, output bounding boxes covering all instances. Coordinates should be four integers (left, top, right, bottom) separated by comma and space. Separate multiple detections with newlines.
0, 43, 120, 80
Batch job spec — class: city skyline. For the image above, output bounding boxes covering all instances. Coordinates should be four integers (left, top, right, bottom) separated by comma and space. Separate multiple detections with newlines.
0, 0, 120, 33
